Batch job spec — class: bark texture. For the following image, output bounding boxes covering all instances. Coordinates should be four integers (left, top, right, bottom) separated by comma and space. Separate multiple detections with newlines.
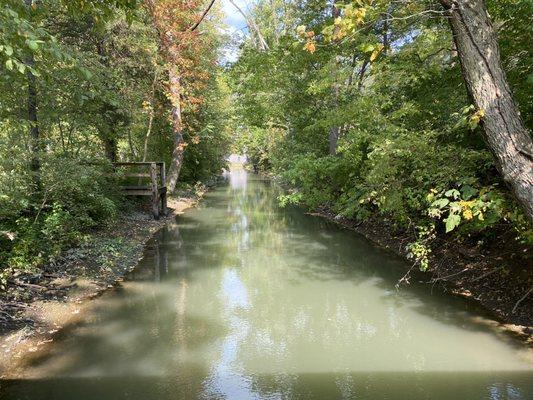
142, 70, 159, 162
96, 38, 120, 163
441, 0, 533, 220
165, 66, 185, 193
145, 0, 187, 193
26, 0, 40, 191
328, 126, 340, 155
328, 3, 341, 155
27, 58, 40, 184
102, 135, 118, 163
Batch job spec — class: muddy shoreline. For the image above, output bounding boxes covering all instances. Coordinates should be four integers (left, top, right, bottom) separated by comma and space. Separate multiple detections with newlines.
0, 193, 205, 378
310, 206, 532, 343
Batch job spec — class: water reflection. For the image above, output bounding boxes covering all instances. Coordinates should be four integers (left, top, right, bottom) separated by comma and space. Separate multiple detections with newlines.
3, 170, 532, 399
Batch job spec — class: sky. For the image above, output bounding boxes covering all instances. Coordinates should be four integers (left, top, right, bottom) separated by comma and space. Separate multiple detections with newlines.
219, 0, 253, 63
221, 0, 249, 34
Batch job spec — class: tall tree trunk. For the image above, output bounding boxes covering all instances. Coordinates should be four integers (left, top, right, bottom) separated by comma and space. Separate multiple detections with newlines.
328, 126, 340, 155
382, 16, 389, 55
141, 109, 155, 162
142, 103, 155, 162
357, 59, 369, 90
166, 66, 185, 192
328, 3, 341, 155
142, 70, 158, 162
145, 0, 188, 193
96, 38, 119, 164
381, 4, 394, 55
26, 0, 40, 192
440, 0, 533, 220
127, 130, 137, 159
103, 136, 118, 163
27, 56, 40, 188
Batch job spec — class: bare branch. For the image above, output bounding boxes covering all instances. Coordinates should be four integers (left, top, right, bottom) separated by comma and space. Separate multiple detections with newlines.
228, 0, 269, 51
189, 0, 217, 32
512, 287, 533, 314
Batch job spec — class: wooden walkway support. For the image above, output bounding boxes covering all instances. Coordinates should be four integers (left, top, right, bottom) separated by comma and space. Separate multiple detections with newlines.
113, 162, 167, 219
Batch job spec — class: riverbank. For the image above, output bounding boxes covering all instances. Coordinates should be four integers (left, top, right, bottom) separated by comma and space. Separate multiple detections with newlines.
311, 206, 532, 343
0, 188, 208, 378
258, 169, 532, 342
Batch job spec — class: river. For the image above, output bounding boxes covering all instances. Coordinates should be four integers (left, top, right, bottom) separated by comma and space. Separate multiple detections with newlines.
2, 169, 532, 399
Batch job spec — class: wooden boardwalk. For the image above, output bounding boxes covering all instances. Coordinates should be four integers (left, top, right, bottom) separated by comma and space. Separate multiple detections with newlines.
114, 162, 167, 219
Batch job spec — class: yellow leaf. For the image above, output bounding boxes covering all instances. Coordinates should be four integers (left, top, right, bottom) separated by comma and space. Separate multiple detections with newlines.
333, 29, 347, 41
463, 209, 473, 220
370, 44, 384, 62
303, 41, 316, 54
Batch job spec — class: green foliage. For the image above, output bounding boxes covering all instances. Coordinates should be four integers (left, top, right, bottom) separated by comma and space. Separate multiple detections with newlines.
0, 0, 230, 283
180, 74, 232, 182
0, 159, 122, 271
226, 0, 533, 271
406, 224, 435, 272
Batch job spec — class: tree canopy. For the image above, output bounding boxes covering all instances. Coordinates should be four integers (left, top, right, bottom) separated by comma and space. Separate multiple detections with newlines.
0, 0, 531, 283
225, 0, 532, 270
0, 0, 231, 283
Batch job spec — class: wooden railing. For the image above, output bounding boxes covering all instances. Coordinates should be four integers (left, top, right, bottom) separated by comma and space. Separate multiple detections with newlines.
113, 162, 167, 219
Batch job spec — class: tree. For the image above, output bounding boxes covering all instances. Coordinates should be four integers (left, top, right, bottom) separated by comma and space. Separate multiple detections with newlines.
25, 0, 41, 191
145, 0, 215, 192
438, 0, 533, 220
328, 2, 341, 155
225, 0, 532, 270
301, 0, 533, 220
1, 0, 230, 276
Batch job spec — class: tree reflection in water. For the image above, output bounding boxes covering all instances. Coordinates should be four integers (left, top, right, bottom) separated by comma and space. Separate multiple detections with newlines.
4, 170, 533, 400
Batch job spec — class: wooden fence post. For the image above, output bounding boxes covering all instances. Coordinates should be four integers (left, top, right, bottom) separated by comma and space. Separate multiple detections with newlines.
160, 162, 167, 215
112, 161, 167, 220
150, 162, 159, 219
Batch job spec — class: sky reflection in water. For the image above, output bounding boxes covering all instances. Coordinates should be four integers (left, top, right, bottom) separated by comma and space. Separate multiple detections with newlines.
2, 169, 533, 400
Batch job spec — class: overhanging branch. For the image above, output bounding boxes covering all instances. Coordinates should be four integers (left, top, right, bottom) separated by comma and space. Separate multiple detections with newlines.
189, 0, 217, 32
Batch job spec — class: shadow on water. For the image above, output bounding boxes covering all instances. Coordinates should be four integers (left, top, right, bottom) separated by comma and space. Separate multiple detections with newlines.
16, 284, 227, 378
3, 170, 532, 399
2, 371, 533, 400
131, 190, 518, 344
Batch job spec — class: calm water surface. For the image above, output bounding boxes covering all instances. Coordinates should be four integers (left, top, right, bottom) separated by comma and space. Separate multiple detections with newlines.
2, 170, 532, 399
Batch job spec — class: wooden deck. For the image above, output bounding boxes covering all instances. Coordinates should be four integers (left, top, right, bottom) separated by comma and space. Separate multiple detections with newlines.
113, 162, 167, 219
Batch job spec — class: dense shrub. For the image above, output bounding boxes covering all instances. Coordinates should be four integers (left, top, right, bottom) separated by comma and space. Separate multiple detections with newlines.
227, 0, 533, 270
0, 158, 122, 280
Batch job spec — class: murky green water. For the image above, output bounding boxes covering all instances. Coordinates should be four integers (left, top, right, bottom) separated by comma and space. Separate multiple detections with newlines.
2, 170, 532, 399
